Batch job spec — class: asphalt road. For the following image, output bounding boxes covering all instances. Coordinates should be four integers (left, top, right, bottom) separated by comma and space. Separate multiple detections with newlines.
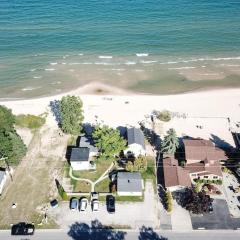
1, 229, 240, 240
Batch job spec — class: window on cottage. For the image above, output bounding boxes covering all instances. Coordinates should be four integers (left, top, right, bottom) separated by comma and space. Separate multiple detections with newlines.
204, 176, 208, 179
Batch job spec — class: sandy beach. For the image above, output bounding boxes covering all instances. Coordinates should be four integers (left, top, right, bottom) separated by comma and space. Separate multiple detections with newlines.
0, 82, 239, 148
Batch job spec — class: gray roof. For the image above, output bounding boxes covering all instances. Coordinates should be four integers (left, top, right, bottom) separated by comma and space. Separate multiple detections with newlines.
79, 136, 98, 153
117, 172, 143, 193
0, 170, 6, 184
70, 147, 89, 162
127, 128, 145, 148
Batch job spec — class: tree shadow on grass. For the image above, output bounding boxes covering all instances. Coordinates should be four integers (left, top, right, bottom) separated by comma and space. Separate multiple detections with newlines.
68, 220, 126, 240
49, 100, 61, 126
138, 226, 168, 240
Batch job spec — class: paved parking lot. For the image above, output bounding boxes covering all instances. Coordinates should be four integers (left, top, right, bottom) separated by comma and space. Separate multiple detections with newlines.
48, 181, 160, 229
191, 199, 240, 230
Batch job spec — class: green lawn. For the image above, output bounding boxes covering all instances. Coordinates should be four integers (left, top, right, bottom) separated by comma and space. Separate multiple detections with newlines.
95, 178, 110, 193
71, 158, 115, 182
116, 195, 144, 202
71, 179, 91, 192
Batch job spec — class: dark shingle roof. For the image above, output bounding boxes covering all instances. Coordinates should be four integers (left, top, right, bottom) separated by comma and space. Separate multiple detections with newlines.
127, 128, 145, 148
79, 136, 98, 153
70, 147, 89, 162
117, 172, 142, 193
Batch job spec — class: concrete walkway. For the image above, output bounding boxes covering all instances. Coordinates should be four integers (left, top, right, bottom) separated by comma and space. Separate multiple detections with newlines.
171, 200, 192, 231
69, 162, 115, 192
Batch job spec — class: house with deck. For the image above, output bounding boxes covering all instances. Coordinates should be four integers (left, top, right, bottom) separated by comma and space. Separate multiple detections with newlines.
163, 139, 227, 191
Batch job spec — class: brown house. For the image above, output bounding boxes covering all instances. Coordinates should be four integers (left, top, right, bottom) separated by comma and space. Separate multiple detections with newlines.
163, 139, 227, 191
183, 139, 227, 181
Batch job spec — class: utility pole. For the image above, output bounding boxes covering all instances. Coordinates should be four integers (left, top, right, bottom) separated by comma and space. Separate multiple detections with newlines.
0, 151, 13, 181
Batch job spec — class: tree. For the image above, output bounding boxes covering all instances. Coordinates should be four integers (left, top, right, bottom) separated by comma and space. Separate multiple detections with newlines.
0, 105, 15, 132
161, 128, 179, 155
125, 161, 134, 172
60, 95, 84, 135
165, 190, 173, 212
125, 156, 148, 172
0, 105, 27, 166
183, 188, 212, 214
93, 125, 126, 160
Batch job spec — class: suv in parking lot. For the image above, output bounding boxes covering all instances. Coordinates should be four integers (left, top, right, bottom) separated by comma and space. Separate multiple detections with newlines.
70, 197, 79, 211
80, 197, 88, 211
11, 222, 35, 235
106, 195, 115, 213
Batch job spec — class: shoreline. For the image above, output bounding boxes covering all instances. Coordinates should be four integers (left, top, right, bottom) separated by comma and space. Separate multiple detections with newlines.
1, 81, 240, 102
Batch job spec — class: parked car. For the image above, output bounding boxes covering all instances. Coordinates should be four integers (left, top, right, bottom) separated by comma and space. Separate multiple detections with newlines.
208, 200, 214, 213
106, 195, 115, 213
91, 192, 99, 211
70, 198, 79, 211
80, 198, 88, 211
50, 199, 58, 208
11, 222, 35, 235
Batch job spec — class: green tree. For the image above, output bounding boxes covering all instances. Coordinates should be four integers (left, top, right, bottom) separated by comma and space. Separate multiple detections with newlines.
0, 105, 27, 166
0, 105, 15, 132
60, 95, 84, 135
161, 128, 179, 155
93, 125, 126, 160
126, 161, 134, 172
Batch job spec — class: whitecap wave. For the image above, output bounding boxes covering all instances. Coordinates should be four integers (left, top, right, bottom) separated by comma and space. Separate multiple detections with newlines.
140, 60, 157, 64
30, 69, 36, 72
50, 62, 58, 66
98, 56, 112, 59
78, 53, 83, 56
136, 53, 149, 57
95, 62, 114, 65
33, 76, 42, 79
68, 62, 81, 65
50, 81, 61, 85
22, 86, 41, 91
111, 68, 125, 71
125, 61, 136, 65
168, 67, 196, 70
45, 68, 55, 71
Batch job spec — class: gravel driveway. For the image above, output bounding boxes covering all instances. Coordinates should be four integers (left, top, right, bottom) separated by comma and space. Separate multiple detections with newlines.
49, 181, 159, 229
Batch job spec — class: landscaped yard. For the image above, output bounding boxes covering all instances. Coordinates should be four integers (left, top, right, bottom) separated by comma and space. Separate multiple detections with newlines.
71, 158, 116, 182
71, 179, 91, 192
95, 178, 110, 193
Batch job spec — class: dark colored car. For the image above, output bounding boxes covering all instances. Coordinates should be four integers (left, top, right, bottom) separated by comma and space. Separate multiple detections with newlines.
11, 222, 35, 235
106, 195, 115, 213
208, 200, 214, 213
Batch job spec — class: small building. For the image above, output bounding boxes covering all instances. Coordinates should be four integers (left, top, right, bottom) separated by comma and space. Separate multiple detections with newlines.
70, 147, 90, 171
163, 157, 191, 192
117, 172, 143, 196
124, 128, 146, 158
0, 170, 7, 195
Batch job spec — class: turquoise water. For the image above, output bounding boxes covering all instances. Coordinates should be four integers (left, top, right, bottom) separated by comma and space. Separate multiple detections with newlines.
1, 0, 240, 98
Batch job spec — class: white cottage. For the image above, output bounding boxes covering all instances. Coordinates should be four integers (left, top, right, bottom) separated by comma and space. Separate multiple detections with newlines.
124, 128, 146, 158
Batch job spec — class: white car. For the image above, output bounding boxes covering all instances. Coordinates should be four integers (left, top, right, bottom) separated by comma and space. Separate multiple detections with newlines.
92, 199, 99, 211
79, 198, 88, 211
91, 192, 99, 211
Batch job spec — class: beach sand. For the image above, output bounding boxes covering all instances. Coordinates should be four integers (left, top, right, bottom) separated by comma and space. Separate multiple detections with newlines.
0, 82, 239, 147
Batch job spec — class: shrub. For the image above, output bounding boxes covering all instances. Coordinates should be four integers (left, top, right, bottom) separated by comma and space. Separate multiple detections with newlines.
156, 110, 171, 122
165, 191, 173, 212
15, 114, 45, 129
